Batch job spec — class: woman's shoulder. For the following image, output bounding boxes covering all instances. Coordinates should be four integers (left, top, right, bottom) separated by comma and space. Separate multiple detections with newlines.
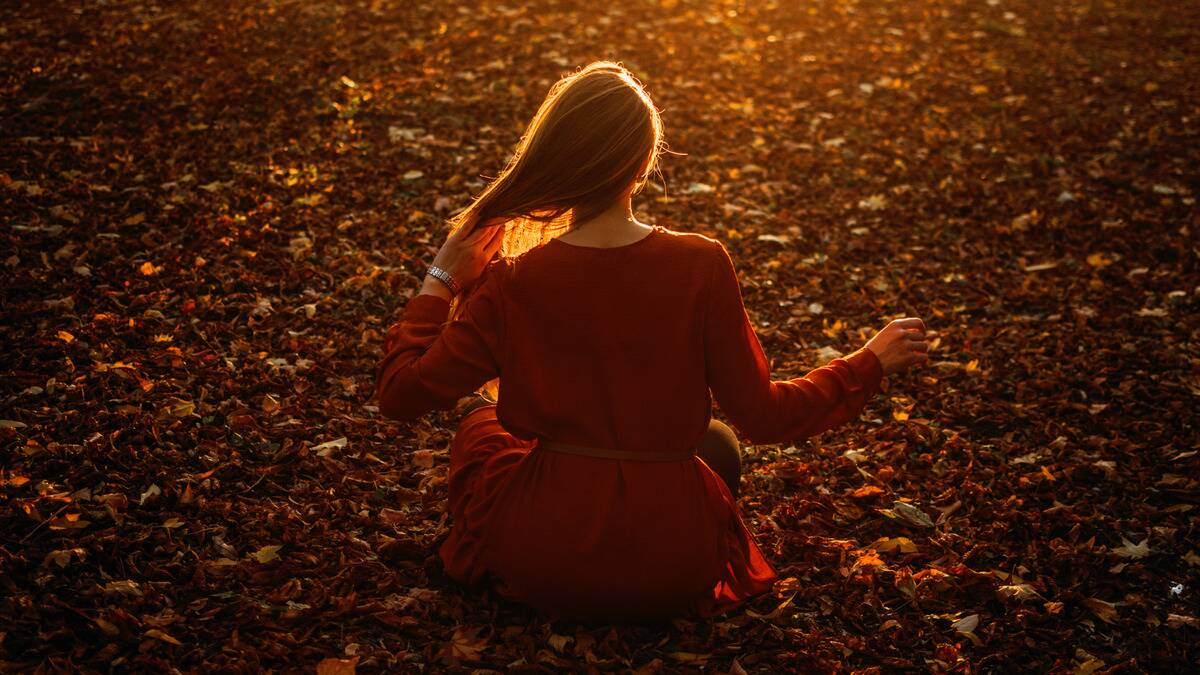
652, 224, 722, 252
653, 226, 730, 274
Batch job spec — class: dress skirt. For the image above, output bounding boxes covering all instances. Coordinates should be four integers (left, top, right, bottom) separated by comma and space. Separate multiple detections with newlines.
438, 404, 778, 621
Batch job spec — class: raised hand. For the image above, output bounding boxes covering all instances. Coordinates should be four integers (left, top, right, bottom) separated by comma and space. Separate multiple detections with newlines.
429, 217, 506, 291
864, 317, 929, 376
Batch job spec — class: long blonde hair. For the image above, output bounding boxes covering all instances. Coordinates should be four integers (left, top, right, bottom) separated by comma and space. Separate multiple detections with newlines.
447, 60, 667, 400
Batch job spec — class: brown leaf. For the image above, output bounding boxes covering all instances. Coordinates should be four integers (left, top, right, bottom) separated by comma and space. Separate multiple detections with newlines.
441, 625, 488, 662
1082, 597, 1119, 624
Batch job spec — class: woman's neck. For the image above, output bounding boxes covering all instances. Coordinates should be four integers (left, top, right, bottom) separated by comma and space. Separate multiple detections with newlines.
558, 198, 652, 247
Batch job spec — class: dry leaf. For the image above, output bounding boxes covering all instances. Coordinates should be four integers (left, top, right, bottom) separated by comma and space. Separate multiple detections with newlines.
252, 545, 283, 563
316, 657, 359, 675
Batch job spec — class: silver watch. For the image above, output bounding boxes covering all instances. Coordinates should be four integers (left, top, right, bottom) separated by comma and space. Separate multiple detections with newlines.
426, 265, 461, 295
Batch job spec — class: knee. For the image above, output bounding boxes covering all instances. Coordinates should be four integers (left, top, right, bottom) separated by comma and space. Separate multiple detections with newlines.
697, 419, 741, 497
699, 419, 740, 465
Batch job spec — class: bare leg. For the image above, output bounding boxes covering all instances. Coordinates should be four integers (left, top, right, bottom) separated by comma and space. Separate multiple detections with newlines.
696, 419, 741, 499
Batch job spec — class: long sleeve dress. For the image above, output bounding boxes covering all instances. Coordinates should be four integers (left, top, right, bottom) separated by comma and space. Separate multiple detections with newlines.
376, 224, 884, 620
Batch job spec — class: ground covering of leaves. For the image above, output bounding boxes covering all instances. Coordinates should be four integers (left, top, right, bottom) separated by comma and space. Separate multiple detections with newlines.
2, 0, 1197, 671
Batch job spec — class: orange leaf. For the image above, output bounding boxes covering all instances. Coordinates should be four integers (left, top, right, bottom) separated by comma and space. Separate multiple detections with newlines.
316, 657, 358, 675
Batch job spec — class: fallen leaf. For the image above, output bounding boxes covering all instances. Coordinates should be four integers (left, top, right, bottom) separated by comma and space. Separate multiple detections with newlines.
952, 613, 980, 633
1082, 597, 1119, 624
145, 629, 182, 645
851, 485, 884, 499
316, 657, 359, 675
870, 536, 918, 554
1111, 537, 1150, 559
442, 625, 488, 661
252, 545, 283, 563
1166, 614, 1198, 629
996, 584, 1044, 602
312, 437, 348, 456
139, 484, 161, 505
890, 501, 935, 528
104, 580, 143, 596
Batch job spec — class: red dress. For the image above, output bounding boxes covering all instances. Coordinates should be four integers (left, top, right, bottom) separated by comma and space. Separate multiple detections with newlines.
376, 224, 883, 619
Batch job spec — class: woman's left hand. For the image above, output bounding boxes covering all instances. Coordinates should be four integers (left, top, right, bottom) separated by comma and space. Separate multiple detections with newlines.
429, 218, 505, 291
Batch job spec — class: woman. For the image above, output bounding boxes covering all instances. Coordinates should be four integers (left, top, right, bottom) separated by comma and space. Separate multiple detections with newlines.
376, 61, 928, 621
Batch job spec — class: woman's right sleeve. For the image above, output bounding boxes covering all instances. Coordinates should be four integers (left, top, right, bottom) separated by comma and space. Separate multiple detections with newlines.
703, 240, 884, 445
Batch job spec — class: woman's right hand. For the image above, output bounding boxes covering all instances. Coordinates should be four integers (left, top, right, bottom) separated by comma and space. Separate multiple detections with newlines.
864, 317, 929, 376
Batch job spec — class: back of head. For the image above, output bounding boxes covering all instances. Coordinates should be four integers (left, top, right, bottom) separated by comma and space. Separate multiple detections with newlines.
449, 60, 666, 255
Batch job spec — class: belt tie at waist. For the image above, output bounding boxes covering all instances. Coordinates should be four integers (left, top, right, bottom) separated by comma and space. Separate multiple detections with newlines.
537, 439, 697, 462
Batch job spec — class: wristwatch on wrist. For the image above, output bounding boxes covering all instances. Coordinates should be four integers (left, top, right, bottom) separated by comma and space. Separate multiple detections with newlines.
426, 265, 461, 295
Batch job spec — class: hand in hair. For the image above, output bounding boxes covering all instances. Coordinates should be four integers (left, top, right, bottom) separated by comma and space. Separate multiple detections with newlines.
864, 317, 930, 376
428, 217, 505, 293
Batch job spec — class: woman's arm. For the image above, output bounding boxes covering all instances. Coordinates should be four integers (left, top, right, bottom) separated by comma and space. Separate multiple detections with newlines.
375, 220, 507, 421
375, 258, 507, 421
703, 240, 925, 445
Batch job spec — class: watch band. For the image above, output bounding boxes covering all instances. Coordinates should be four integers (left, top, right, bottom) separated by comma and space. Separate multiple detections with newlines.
426, 265, 461, 295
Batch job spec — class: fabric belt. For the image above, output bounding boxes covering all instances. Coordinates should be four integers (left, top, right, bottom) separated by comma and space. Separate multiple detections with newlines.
536, 439, 698, 462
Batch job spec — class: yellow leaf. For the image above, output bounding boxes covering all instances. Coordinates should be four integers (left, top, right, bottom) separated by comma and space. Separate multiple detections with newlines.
996, 584, 1043, 602
252, 544, 282, 563
145, 629, 182, 645
870, 536, 919, 554
56, 330, 75, 343
105, 580, 143, 596
139, 261, 160, 275
964, 359, 979, 373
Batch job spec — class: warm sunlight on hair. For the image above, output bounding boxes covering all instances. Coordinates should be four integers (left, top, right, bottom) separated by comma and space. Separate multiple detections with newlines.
448, 60, 666, 259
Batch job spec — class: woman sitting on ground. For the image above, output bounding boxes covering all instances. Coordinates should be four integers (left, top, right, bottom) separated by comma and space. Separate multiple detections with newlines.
375, 61, 928, 621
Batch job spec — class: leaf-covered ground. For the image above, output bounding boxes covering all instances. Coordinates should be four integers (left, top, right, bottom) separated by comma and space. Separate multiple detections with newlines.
2, 0, 1197, 671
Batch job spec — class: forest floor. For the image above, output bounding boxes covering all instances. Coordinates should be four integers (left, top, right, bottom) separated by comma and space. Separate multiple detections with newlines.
1, 0, 1197, 672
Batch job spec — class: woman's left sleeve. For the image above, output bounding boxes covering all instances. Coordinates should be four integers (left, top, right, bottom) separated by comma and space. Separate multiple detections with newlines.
375, 259, 507, 421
